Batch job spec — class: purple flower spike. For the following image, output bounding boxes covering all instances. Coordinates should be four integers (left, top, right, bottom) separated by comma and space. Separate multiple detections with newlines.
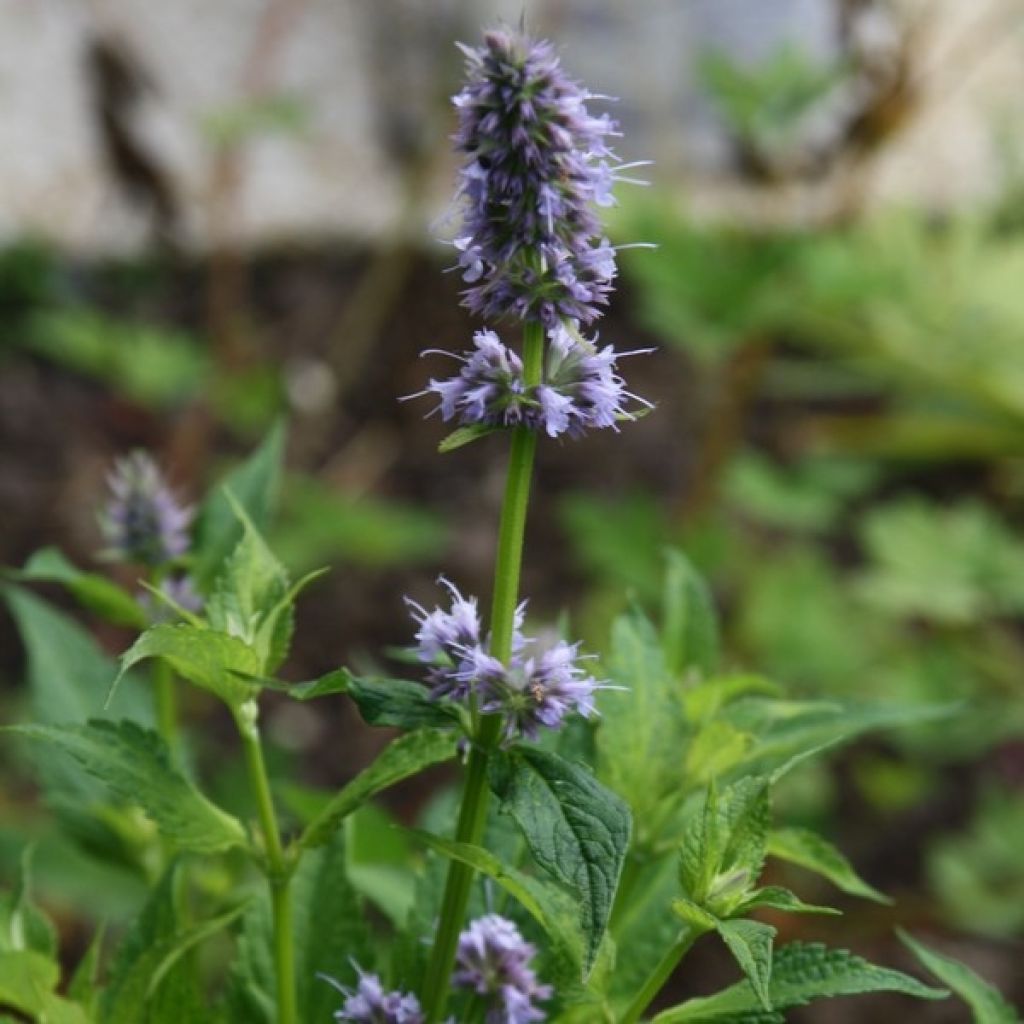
454, 914, 552, 1023
101, 451, 193, 567
451, 27, 646, 326
321, 968, 425, 1024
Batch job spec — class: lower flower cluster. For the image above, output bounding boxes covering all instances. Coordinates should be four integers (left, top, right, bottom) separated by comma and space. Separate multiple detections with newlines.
325, 914, 549, 1024
413, 324, 650, 439
405, 579, 600, 742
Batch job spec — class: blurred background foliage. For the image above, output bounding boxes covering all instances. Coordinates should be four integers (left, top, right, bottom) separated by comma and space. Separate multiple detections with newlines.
1, 0, 1022, 1017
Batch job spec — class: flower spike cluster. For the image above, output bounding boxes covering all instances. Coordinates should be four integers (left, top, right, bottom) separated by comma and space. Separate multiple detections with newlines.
406, 579, 598, 742
454, 914, 552, 1023
453, 27, 643, 326
101, 451, 193, 567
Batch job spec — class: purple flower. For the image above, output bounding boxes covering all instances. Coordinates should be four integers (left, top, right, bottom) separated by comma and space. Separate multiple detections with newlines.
320, 969, 424, 1024
451, 27, 646, 326
404, 582, 599, 742
480, 639, 600, 744
100, 451, 192, 567
454, 914, 552, 1023
412, 324, 650, 439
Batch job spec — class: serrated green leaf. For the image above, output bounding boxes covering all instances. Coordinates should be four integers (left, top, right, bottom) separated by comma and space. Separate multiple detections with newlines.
651, 941, 947, 1021
6, 720, 246, 853
733, 886, 840, 917
194, 422, 285, 588
13, 547, 146, 627
670, 898, 718, 932
115, 623, 260, 708
899, 931, 1020, 1023
767, 827, 890, 904
438, 423, 502, 452
300, 729, 457, 848
346, 673, 462, 729
490, 746, 632, 975
662, 549, 719, 678
716, 918, 776, 1011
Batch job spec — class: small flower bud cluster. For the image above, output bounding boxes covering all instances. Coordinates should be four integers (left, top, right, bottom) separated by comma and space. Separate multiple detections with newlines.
454, 914, 552, 1023
101, 451, 193, 567
323, 969, 425, 1024
406, 579, 598, 742
453, 28, 633, 327
417, 325, 649, 440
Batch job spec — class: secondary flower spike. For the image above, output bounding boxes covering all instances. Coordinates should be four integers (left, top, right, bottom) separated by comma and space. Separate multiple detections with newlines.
452, 27, 647, 325
100, 451, 193, 567
453, 914, 553, 1023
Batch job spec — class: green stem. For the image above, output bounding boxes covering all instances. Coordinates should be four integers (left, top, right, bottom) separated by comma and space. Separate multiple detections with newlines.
421, 320, 545, 1024
619, 926, 703, 1024
237, 704, 297, 1024
152, 658, 178, 755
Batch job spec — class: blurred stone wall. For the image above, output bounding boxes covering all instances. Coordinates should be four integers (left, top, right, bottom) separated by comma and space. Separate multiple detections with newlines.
1, 0, 1022, 252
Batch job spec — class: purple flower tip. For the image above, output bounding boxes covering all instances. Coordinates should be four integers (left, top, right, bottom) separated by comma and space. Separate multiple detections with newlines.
100, 451, 193, 568
454, 914, 552, 1023
452, 27, 645, 326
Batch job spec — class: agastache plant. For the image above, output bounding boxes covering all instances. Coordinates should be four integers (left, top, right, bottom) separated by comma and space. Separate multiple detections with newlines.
4, 22, 1015, 1024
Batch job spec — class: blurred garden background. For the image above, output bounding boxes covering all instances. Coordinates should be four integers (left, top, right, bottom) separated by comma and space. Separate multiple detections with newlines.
1, 0, 1023, 1018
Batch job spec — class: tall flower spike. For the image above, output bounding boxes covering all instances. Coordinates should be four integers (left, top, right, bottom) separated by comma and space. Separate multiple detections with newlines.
453, 914, 552, 1023
452, 27, 644, 326
100, 451, 193, 567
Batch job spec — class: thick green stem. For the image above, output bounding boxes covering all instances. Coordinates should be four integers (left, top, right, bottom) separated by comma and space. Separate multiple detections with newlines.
237, 705, 297, 1024
152, 658, 178, 755
421, 321, 544, 1024
619, 926, 704, 1024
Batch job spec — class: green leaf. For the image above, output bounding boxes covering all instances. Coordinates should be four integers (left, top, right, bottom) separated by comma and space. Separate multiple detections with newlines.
716, 918, 776, 1011
438, 423, 502, 452
300, 729, 457, 848
0, 846, 57, 959
66, 925, 105, 1016
767, 827, 890, 904
651, 941, 947, 1022
6, 720, 246, 853
733, 886, 840, 917
0, 949, 58, 1015
597, 609, 687, 847
662, 549, 719, 678
490, 746, 632, 975
13, 548, 146, 627
115, 623, 260, 708
345, 673, 461, 729
411, 832, 587, 965
3, 584, 151, 727
205, 495, 292, 672
193, 422, 285, 588
899, 931, 1020, 1023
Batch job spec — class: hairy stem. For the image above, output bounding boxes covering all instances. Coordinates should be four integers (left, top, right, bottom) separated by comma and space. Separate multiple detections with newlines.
421, 320, 544, 1023
237, 705, 297, 1024
619, 925, 704, 1024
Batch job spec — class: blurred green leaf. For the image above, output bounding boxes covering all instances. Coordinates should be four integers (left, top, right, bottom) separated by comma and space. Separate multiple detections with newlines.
766, 827, 889, 904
